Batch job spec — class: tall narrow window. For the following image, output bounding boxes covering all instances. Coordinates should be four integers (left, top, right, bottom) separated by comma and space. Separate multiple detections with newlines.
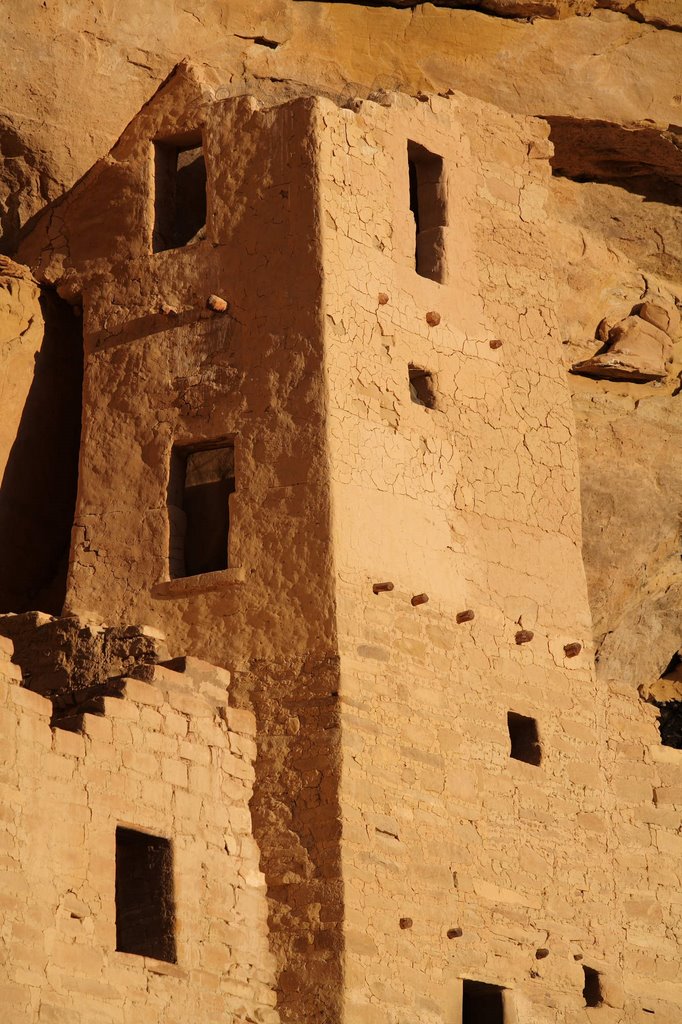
115, 827, 176, 962
507, 712, 542, 766
462, 980, 505, 1024
582, 966, 604, 1008
153, 134, 207, 252
407, 140, 446, 283
168, 442, 235, 578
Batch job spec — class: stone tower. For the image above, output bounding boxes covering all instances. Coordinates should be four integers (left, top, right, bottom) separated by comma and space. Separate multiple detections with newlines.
3, 60, 681, 1024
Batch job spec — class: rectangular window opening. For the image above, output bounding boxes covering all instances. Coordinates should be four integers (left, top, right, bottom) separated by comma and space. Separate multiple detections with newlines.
407, 140, 446, 283
153, 134, 207, 252
168, 441, 235, 579
408, 364, 437, 409
115, 827, 176, 962
582, 966, 604, 1008
462, 979, 505, 1024
507, 711, 542, 766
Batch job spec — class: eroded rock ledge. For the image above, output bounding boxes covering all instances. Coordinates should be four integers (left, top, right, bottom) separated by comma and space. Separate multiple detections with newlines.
305, 0, 682, 29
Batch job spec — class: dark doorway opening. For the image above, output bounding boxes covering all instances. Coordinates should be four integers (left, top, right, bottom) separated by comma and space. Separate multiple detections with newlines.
153, 134, 207, 252
168, 441, 235, 578
462, 979, 505, 1024
582, 966, 604, 1008
115, 826, 176, 962
0, 290, 82, 615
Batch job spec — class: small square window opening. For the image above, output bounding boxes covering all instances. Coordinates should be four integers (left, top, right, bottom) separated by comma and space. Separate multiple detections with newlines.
507, 712, 542, 766
115, 827, 176, 963
408, 365, 437, 409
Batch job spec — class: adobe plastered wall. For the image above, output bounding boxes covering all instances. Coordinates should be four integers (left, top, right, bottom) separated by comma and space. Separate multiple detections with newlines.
318, 93, 682, 1022
19, 72, 334, 671
0, 633, 277, 1024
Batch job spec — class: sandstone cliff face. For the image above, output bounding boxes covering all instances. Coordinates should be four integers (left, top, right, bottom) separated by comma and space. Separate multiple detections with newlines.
1, 2, 680, 253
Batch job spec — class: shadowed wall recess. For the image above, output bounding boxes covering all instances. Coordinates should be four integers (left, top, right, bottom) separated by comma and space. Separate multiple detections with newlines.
0, 290, 82, 615
115, 827, 176, 963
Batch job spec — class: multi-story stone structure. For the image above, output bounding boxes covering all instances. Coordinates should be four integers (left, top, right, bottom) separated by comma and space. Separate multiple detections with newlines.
1, 59, 682, 1024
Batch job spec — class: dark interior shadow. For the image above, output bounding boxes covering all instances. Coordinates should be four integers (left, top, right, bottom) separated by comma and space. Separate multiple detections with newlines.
153, 141, 206, 253
0, 290, 83, 614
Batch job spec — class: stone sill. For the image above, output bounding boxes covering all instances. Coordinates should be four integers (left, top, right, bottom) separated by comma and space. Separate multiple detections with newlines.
152, 567, 246, 598
114, 951, 188, 979
650, 743, 682, 765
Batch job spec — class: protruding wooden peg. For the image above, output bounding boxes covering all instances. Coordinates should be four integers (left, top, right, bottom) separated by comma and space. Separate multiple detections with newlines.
425, 311, 441, 326
411, 593, 429, 607
515, 629, 534, 645
399, 917, 413, 930
489, 339, 503, 350
372, 582, 394, 594
535, 948, 550, 960
456, 609, 475, 624
207, 294, 229, 313
378, 292, 389, 305
159, 302, 178, 316
447, 928, 463, 939
564, 642, 582, 658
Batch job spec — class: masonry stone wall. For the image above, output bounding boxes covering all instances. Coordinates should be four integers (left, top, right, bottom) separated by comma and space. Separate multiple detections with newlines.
0, 631, 277, 1024
604, 679, 682, 1019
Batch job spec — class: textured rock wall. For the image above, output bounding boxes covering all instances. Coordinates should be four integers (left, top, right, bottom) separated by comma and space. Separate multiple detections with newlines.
0, 261, 83, 615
